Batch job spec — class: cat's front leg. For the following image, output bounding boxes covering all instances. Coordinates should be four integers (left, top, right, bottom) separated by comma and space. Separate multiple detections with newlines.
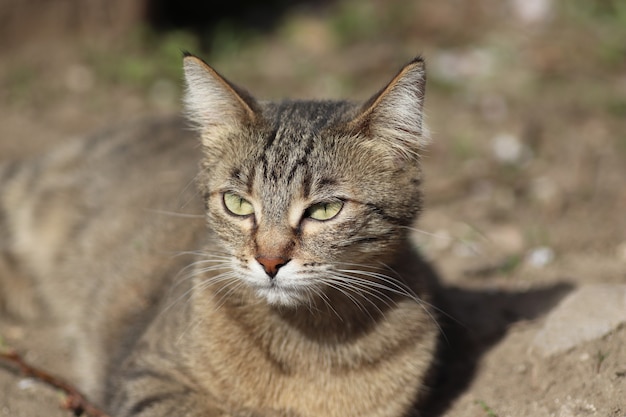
110, 375, 234, 417
109, 362, 298, 417
113, 390, 296, 417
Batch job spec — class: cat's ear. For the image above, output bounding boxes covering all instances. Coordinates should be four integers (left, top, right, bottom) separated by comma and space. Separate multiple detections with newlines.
183, 53, 259, 129
349, 57, 429, 159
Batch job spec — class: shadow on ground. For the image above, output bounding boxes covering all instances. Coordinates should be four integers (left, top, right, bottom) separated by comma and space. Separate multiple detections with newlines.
419, 281, 574, 416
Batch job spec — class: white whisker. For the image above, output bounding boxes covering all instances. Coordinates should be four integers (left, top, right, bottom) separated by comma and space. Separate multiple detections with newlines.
144, 209, 205, 219
161, 267, 234, 317
331, 263, 446, 338
325, 273, 395, 309
335, 269, 416, 300
401, 224, 488, 258
319, 275, 383, 320
310, 286, 341, 320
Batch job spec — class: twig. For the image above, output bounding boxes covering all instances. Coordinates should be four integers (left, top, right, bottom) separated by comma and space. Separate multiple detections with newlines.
0, 350, 112, 417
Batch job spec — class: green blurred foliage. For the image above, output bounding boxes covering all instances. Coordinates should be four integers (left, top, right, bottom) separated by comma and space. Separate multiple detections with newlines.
562, 0, 626, 68
85, 28, 200, 89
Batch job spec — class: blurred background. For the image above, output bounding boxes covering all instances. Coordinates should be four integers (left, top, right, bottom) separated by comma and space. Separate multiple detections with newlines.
1, 0, 623, 278
0, 0, 625, 415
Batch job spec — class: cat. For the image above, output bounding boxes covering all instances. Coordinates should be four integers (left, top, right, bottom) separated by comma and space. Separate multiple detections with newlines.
0, 53, 439, 417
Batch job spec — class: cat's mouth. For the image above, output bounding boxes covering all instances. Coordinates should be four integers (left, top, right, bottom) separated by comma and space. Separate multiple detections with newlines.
240, 258, 314, 306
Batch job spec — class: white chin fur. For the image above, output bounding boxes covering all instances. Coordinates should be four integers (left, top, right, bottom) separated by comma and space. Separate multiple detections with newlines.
246, 261, 310, 306
256, 287, 306, 307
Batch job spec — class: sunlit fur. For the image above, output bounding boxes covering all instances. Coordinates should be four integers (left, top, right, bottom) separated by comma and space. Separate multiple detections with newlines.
0, 55, 439, 417
184, 55, 431, 310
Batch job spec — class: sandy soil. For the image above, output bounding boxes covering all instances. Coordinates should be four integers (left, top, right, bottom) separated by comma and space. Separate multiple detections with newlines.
1, 1, 625, 416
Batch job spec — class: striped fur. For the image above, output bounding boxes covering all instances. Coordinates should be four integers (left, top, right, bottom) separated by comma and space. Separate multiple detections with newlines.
0, 56, 438, 417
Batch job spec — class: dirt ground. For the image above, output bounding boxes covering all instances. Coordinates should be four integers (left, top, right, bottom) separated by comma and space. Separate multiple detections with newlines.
1, 1, 625, 416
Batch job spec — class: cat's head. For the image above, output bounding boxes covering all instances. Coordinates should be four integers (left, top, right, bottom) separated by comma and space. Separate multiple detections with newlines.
183, 54, 429, 307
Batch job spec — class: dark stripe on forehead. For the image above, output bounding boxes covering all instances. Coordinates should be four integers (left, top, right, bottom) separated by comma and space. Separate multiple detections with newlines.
255, 100, 348, 187
259, 153, 278, 182
258, 131, 313, 184
228, 165, 257, 193
310, 105, 336, 132
285, 132, 315, 185
230, 168, 241, 180
246, 164, 256, 193
258, 126, 282, 182
318, 177, 337, 187
304, 177, 338, 199
301, 174, 311, 199
262, 127, 278, 153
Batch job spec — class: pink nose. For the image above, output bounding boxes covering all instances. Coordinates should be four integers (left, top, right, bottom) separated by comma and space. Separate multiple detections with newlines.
255, 256, 289, 278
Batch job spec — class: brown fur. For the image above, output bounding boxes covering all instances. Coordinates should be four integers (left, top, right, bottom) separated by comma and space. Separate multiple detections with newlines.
0, 55, 439, 417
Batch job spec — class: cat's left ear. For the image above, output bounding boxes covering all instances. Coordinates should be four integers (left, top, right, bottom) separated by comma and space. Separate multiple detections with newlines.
182, 53, 260, 130
349, 57, 430, 159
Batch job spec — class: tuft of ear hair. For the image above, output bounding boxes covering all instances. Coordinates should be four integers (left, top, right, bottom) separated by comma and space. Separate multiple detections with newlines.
350, 57, 430, 160
182, 54, 259, 130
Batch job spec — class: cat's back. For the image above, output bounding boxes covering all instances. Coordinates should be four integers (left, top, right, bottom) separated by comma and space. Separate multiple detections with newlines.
0, 116, 205, 322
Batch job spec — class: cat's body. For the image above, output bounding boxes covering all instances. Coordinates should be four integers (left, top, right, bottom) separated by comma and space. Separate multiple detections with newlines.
0, 55, 439, 417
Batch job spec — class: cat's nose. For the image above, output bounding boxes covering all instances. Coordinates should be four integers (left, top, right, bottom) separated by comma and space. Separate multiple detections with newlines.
255, 256, 289, 278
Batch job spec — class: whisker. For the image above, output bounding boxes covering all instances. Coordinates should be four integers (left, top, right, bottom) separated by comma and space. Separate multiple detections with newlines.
325, 274, 395, 313
319, 276, 382, 320
329, 262, 389, 272
335, 269, 416, 300
311, 286, 342, 320
332, 266, 447, 339
144, 209, 205, 219
173, 273, 239, 347
171, 258, 232, 289
160, 251, 236, 317
176, 172, 203, 211
160, 268, 234, 317
209, 275, 250, 311
400, 224, 487, 258
172, 250, 232, 259
326, 273, 395, 302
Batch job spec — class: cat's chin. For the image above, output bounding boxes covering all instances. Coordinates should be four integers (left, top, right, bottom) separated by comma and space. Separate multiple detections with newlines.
254, 286, 308, 307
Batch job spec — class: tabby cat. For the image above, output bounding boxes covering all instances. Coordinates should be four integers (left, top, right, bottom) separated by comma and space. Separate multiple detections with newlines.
0, 54, 439, 417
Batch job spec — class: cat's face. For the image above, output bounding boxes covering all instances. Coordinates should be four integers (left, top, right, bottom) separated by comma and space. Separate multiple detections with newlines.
183, 55, 429, 307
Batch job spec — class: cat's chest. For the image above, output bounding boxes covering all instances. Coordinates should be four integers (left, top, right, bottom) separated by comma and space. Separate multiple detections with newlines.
189, 300, 432, 417
205, 343, 421, 417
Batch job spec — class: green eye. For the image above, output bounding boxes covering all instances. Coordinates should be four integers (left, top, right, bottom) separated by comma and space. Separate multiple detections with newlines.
306, 201, 343, 221
223, 192, 254, 217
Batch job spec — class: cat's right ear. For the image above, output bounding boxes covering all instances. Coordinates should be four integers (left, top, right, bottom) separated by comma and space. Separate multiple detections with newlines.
183, 53, 259, 130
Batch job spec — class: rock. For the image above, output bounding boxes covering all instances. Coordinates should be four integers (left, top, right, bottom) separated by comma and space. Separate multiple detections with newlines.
556, 397, 598, 417
530, 176, 564, 213
491, 133, 532, 165
525, 246, 555, 268
510, 0, 553, 24
532, 284, 626, 357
